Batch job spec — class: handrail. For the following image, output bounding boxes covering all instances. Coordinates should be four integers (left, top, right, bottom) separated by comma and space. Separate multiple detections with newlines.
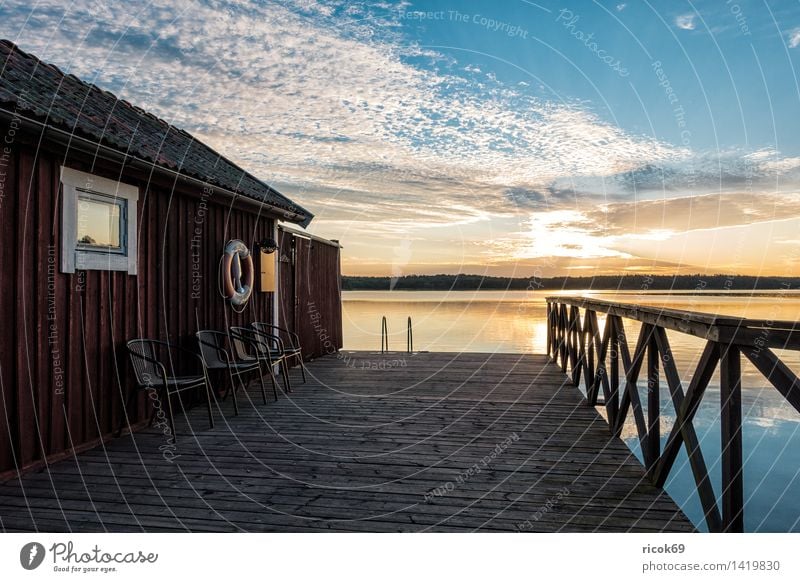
381, 316, 389, 354
550, 296, 800, 349
546, 295, 800, 533
407, 316, 413, 353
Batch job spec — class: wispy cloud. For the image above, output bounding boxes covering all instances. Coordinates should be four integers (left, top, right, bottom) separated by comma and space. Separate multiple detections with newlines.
789, 27, 800, 48
675, 13, 696, 30
2, 0, 799, 276
0, 0, 686, 228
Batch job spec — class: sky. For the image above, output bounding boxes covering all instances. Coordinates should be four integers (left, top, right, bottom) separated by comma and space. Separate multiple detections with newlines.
2, 0, 800, 277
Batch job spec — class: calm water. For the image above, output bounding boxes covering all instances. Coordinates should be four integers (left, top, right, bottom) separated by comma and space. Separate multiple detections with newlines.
343, 290, 800, 532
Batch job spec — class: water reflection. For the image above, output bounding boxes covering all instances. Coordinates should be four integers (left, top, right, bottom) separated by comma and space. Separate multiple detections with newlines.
343, 290, 800, 532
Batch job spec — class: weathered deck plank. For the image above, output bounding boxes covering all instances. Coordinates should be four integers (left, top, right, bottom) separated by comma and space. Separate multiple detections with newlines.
0, 351, 693, 532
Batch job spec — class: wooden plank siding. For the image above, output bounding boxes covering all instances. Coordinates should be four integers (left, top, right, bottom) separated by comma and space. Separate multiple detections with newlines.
0, 130, 278, 479
278, 228, 343, 360
0, 142, 17, 474
0, 352, 693, 532
277, 228, 296, 338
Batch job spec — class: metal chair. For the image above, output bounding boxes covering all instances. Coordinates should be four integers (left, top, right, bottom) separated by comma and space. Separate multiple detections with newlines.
126, 339, 215, 438
229, 326, 282, 401
246, 325, 294, 393
252, 322, 307, 383
195, 330, 269, 414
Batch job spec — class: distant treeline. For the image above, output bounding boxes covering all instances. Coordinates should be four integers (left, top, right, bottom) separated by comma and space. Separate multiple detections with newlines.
342, 274, 800, 292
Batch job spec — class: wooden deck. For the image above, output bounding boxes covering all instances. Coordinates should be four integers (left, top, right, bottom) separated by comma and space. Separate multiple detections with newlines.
0, 352, 693, 532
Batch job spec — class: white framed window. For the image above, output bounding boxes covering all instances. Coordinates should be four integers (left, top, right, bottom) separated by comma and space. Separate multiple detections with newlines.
60, 167, 139, 274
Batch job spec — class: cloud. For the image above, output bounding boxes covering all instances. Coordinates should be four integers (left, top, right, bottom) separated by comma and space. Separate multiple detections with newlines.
616, 4, 627, 12
789, 28, 800, 48
675, 13, 696, 30
579, 192, 800, 236
535, 147, 800, 204
484, 194, 800, 276
3, 0, 800, 278
0, 0, 686, 227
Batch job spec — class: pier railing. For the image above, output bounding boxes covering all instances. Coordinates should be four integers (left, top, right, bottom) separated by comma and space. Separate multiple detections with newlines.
546, 296, 800, 533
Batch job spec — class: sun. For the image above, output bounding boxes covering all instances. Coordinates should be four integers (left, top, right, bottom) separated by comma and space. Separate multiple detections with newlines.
512, 210, 630, 261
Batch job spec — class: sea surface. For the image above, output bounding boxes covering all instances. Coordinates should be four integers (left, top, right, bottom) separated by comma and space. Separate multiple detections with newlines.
342, 289, 800, 532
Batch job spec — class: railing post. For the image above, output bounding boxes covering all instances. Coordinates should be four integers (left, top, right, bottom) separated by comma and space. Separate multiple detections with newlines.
546, 302, 552, 358
720, 344, 744, 533
552, 301, 559, 361
566, 305, 571, 371
381, 316, 389, 354
607, 316, 620, 427
646, 330, 660, 469
586, 310, 595, 393
576, 308, 587, 387
569, 306, 580, 385
559, 304, 568, 372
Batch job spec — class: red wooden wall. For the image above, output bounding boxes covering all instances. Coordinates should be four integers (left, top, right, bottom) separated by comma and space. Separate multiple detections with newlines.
0, 131, 278, 478
277, 228, 343, 360
277, 228, 296, 340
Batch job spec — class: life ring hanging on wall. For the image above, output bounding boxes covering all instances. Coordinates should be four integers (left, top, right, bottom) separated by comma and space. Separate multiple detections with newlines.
221, 240, 254, 307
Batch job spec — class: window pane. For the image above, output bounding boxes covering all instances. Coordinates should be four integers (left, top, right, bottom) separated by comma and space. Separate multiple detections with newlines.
77, 197, 122, 249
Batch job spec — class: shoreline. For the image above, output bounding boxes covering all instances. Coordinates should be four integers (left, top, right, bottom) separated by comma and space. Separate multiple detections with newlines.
342, 289, 800, 297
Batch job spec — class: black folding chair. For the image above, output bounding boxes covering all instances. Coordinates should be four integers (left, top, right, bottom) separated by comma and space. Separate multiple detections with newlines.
196, 330, 269, 414
252, 322, 307, 383
229, 326, 282, 401
245, 326, 293, 393
126, 339, 215, 438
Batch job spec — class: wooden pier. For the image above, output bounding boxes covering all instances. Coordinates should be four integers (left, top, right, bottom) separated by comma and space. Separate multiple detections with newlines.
0, 351, 692, 532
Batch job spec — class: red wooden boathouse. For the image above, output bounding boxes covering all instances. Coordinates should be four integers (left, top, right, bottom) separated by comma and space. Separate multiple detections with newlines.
0, 40, 343, 479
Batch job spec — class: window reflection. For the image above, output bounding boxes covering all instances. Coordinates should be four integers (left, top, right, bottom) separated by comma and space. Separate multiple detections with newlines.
76, 196, 122, 249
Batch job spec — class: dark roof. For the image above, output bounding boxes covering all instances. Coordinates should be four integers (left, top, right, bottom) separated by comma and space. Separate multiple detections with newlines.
0, 39, 312, 226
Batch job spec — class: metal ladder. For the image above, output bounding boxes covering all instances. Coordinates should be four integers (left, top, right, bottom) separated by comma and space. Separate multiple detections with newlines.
380, 316, 413, 353
381, 316, 389, 353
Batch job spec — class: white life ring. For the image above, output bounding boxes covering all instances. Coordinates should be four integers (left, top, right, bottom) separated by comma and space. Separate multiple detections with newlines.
222, 240, 254, 307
